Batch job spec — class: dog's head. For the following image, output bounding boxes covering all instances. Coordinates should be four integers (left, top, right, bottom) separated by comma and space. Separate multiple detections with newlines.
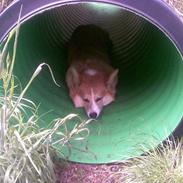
66, 67, 118, 119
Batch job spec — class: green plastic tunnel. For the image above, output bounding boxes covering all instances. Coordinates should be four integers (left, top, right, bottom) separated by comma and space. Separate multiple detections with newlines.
0, 0, 183, 164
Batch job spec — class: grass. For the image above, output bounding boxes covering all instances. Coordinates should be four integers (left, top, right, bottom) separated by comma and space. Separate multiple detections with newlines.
0, 14, 90, 183
106, 138, 183, 183
124, 139, 183, 183
0, 0, 13, 9
165, 0, 183, 21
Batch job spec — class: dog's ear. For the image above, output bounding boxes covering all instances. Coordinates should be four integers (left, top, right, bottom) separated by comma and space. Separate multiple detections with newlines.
66, 67, 80, 88
103, 94, 114, 106
73, 95, 84, 107
107, 69, 119, 92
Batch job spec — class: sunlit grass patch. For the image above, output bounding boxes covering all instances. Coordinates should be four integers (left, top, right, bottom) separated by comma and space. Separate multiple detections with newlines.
120, 138, 183, 183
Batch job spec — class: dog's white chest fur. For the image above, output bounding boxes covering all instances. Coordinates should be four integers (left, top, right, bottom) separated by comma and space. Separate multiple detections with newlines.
84, 69, 98, 76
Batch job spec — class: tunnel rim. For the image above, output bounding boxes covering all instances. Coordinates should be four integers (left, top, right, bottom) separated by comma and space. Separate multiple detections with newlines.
0, 0, 183, 57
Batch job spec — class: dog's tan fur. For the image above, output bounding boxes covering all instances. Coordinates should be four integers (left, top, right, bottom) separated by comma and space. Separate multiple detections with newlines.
66, 25, 118, 118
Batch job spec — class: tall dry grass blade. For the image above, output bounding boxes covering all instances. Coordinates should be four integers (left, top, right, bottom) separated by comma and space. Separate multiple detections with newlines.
6, 5, 22, 90
0, 5, 22, 92
8, 63, 59, 120
40, 63, 61, 87
14, 130, 41, 175
0, 104, 6, 151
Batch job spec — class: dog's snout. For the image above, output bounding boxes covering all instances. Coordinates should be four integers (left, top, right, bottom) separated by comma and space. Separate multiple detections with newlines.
89, 112, 98, 119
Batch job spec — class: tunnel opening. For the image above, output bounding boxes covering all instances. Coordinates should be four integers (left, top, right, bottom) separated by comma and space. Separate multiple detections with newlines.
1, 2, 183, 163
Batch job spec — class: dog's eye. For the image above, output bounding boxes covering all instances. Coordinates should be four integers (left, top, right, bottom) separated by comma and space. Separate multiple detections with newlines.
83, 98, 89, 103
96, 97, 103, 102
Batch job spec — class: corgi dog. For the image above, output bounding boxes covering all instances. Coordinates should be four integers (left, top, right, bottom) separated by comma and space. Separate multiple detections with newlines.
66, 25, 119, 119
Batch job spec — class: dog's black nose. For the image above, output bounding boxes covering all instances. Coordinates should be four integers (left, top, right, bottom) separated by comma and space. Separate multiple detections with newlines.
89, 112, 97, 119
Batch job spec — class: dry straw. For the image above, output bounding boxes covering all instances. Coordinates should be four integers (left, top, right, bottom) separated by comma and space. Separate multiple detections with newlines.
122, 139, 183, 183
106, 138, 183, 183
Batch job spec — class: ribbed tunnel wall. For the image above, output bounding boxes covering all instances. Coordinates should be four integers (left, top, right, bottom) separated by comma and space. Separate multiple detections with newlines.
0, 1, 183, 164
